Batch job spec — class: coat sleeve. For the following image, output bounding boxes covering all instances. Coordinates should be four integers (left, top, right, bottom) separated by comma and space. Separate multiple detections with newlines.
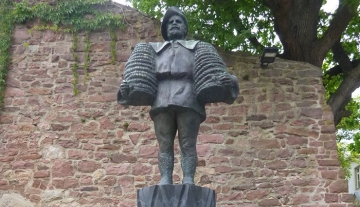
222, 74, 239, 104
117, 80, 130, 106
117, 43, 157, 106
194, 41, 239, 105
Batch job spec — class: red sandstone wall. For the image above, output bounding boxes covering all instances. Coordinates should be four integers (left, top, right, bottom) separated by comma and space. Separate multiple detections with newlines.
0, 3, 355, 207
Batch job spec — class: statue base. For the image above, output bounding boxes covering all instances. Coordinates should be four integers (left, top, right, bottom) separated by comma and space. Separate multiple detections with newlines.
137, 184, 216, 207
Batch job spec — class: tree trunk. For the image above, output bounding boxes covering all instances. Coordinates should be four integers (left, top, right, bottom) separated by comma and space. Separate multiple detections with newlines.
263, 0, 360, 125
264, 0, 323, 66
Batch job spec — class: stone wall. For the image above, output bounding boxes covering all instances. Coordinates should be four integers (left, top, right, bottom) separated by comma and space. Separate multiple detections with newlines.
0, 3, 355, 207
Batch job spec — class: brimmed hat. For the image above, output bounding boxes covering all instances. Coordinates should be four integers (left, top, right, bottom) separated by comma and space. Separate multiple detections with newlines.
161, 6, 188, 41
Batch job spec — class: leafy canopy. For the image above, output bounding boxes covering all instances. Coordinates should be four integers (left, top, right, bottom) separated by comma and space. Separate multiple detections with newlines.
128, 0, 360, 176
131, 0, 278, 52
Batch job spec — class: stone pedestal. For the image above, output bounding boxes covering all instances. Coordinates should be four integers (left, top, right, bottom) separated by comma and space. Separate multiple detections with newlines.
137, 184, 216, 207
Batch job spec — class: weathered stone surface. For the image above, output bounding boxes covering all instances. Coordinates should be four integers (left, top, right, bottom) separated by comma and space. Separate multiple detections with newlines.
33, 170, 50, 178
198, 134, 224, 144
133, 163, 153, 175
325, 193, 338, 203
328, 180, 348, 193
258, 198, 281, 206
0, 193, 34, 207
110, 153, 137, 163
51, 160, 74, 177
249, 139, 280, 149
266, 160, 287, 169
78, 160, 101, 173
68, 149, 88, 159
341, 194, 354, 203
0, 3, 350, 207
104, 163, 131, 175
41, 190, 64, 203
139, 146, 158, 158
42, 145, 65, 159
92, 169, 106, 181
52, 178, 78, 189
99, 176, 117, 186
300, 108, 323, 119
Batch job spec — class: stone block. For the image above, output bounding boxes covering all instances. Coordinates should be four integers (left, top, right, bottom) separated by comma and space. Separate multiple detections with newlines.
51, 160, 74, 177
258, 198, 281, 206
0, 193, 34, 207
198, 134, 224, 144
328, 180, 348, 193
78, 160, 101, 173
325, 193, 339, 203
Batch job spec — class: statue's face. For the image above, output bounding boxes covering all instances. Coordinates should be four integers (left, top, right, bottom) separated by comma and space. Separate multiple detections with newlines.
166, 15, 187, 40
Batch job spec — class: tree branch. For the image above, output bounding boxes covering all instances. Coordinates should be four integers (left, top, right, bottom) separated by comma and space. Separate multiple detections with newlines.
325, 59, 360, 78
328, 63, 360, 125
332, 40, 356, 74
317, 0, 359, 53
225, 4, 264, 52
248, 35, 264, 51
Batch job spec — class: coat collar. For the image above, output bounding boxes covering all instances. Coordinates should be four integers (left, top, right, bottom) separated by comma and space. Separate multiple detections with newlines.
149, 40, 199, 53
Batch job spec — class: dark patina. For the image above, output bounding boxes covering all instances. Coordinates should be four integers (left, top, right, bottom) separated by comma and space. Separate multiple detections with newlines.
118, 6, 239, 185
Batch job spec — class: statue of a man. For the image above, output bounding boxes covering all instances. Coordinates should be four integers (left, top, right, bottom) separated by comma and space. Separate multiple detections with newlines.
118, 7, 239, 185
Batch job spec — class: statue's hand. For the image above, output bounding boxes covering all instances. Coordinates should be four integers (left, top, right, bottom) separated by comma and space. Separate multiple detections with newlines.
120, 81, 130, 98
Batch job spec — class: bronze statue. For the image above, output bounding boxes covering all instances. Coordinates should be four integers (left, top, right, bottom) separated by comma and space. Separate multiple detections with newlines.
117, 7, 239, 185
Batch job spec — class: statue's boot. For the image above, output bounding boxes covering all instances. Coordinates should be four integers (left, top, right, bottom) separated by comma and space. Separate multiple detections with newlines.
158, 152, 174, 185
182, 156, 197, 185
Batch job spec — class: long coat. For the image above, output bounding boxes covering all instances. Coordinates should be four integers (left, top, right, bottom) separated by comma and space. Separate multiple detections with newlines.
117, 40, 239, 123
148, 40, 206, 121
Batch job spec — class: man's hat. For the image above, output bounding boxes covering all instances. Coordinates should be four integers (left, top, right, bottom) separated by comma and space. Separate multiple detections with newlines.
161, 6, 188, 41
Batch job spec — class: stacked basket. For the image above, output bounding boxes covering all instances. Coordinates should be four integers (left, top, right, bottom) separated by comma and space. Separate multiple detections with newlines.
194, 42, 229, 104
118, 43, 157, 106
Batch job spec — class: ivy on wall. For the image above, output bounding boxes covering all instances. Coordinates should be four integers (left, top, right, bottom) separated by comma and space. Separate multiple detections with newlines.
71, 33, 80, 95
0, 0, 125, 107
0, 0, 14, 109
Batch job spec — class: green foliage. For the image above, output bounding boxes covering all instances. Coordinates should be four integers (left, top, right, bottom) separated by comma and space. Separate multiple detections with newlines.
321, 0, 360, 135
0, 0, 125, 102
348, 133, 360, 153
84, 31, 91, 83
131, 0, 274, 53
130, 0, 360, 177
12, 0, 124, 32
337, 141, 359, 179
321, 2, 360, 161
343, 12, 360, 59
338, 131, 360, 180
123, 122, 129, 131
322, 73, 342, 100
337, 100, 360, 131
29, 24, 71, 33
0, 0, 14, 107
110, 28, 117, 64
71, 33, 79, 95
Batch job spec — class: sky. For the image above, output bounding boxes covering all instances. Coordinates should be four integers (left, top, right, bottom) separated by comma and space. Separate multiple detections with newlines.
112, 0, 131, 6
111, 0, 359, 97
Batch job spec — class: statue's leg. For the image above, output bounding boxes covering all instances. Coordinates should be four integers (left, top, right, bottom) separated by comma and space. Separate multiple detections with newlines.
153, 110, 177, 185
177, 109, 201, 185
